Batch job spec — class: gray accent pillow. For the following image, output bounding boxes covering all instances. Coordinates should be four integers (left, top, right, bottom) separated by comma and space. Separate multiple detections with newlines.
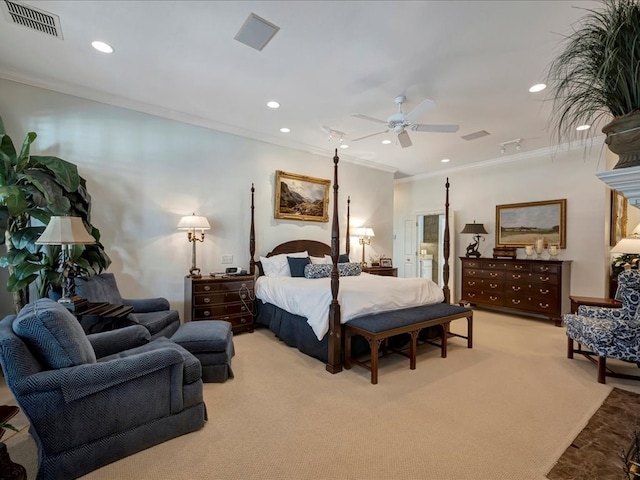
13, 298, 97, 369
304, 262, 362, 279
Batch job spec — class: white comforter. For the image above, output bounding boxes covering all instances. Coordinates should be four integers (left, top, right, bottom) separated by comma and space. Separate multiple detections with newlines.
255, 273, 444, 340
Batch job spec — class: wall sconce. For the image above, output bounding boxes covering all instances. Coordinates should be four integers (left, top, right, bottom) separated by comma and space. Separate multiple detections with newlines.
36, 216, 96, 303
177, 213, 211, 278
461, 221, 488, 258
354, 227, 375, 266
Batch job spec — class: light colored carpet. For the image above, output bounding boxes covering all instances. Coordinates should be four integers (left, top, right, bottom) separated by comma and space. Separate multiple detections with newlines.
4, 309, 640, 480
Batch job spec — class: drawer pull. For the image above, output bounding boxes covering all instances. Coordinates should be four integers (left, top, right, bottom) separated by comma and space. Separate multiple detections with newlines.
539, 289, 549, 294
489, 283, 498, 288
539, 303, 550, 309
490, 272, 499, 277
511, 299, 521, 305
241, 306, 246, 311
488, 263, 496, 268
468, 281, 476, 286
489, 296, 498, 301
515, 265, 524, 270
512, 286, 521, 291
468, 293, 476, 298
241, 318, 247, 323
540, 267, 549, 272
203, 298, 211, 304
203, 310, 211, 317
469, 271, 476, 276
204, 285, 211, 291
540, 276, 550, 282
512, 274, 521, 279
240, 293, 247, 299
241, 283, 246, 288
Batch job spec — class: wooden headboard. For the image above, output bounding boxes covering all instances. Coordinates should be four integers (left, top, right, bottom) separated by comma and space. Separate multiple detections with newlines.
267, 240, 331, 258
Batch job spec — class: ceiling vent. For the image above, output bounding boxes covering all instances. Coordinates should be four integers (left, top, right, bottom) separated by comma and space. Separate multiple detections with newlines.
461, 130, 490, 141
234, 13, 279, 51
1, 0, 63, 39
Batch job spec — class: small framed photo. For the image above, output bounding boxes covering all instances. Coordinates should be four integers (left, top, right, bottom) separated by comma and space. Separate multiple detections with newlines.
380, 257, 393, 267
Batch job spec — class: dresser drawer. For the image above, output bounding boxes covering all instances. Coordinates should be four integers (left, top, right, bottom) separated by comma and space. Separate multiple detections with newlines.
505, 294, 558, 314
464, 269, 504, 280
532, 263, 559, 274
464, 290, 503, 305
194, 288, 253, 306
194, 280, 253, 294
464, 278, 502, 291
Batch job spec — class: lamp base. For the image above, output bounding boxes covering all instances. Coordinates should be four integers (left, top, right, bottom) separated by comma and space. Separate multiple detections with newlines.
188, 267, 202, 278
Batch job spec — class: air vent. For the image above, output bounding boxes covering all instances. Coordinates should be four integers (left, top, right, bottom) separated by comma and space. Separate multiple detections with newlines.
1, 0, 63, 39
461, 130, 490, 141
234, 13, 279, 51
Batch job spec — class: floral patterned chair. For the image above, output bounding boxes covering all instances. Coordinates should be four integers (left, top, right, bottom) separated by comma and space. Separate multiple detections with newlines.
563, 269, 640, 383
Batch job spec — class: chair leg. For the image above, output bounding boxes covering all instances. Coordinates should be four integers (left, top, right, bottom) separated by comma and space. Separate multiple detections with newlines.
597, 356, 607, 384
567, 337, 574, 359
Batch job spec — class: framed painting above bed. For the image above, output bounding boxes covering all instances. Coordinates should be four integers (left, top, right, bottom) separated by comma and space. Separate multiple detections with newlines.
274, 170, 330, 222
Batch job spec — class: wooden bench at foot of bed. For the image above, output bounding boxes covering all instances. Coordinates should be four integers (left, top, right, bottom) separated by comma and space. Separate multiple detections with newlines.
344, 303, 473, 384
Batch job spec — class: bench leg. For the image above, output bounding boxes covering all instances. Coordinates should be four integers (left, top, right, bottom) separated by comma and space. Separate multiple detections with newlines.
567, 337, 574, 359
467, 315, 473, 348
440, 322, 449, 358
371, 338, 382, 385
597, 356, 607, 384
409, 330, 418, 370
344, 331, 353, 369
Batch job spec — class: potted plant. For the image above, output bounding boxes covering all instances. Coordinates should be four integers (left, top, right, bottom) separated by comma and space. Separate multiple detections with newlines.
0, 115, 111, 312
546, 0, 640, 169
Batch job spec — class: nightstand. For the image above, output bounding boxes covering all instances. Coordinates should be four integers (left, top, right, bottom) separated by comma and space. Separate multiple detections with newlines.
184, 275, 255, 333
362, 266, 398, 277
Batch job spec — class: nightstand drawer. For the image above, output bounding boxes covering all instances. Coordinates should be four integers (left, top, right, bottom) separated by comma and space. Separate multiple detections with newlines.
194, 301, 253, 318
194, 289, 253, 306
194, 280, 252, 293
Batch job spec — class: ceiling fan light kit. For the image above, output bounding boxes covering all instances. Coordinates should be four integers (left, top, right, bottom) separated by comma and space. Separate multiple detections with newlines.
352, 95, 459, 148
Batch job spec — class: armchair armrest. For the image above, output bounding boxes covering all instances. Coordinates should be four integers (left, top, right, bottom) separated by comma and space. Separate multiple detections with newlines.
123, 297, 170, 313
577, 305, 624, 319
12, 347, 186, 402
88, 325, 151, 358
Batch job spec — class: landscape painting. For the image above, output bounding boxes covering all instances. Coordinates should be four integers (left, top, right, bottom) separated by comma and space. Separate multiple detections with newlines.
495, 199, 567, 248
274, 170, 330, 222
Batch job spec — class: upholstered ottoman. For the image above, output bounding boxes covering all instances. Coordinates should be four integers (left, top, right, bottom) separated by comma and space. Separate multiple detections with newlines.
171, 321, 235, 383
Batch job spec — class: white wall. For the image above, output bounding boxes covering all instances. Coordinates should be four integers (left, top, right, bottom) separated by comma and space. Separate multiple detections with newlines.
0, 78, 394, 318
394, 145, 612, 301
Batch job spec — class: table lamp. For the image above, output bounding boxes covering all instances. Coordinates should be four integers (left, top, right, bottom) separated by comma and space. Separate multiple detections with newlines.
461, 221, 488, 258
36, 216, 96, 303
355, 227, 375, 266
177, 213, 211, 278
611, 233, 640, 270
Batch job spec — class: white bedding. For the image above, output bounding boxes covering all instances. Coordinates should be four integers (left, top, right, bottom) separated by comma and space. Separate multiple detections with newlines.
255, 272, 445, 340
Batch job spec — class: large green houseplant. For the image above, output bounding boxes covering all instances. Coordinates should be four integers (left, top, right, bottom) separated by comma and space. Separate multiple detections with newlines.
0, 115, 111, 312
546, 0, 640, 168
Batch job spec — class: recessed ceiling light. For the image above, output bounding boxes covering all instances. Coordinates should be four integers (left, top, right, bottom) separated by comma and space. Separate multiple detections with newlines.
576, 124, 591, 131
91, 41, 113, 54
381, 139, 391, 145
529, 83, 546, 93
441, 158, 450, 163
267, 101, 280, 109
339, 144, 349, 149
279, 127, 290, 133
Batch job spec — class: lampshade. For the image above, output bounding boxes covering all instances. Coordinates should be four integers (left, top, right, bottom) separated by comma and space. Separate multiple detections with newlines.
461, 222, 488, 235
177, 213, 211, 230
611, 235, 640, 254
354, 227, 375, 238
36, 216, 95, 245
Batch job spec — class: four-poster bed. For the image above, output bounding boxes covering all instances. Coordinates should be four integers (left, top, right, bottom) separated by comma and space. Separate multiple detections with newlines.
248, 150, 472, 379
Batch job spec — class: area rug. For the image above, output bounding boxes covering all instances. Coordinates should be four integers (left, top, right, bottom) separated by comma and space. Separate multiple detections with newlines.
547, 387, 640, 480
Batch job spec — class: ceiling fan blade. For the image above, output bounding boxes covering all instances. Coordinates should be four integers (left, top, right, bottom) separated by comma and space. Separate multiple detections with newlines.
352, 113, 388, 124
411, 123, 460, 133
352, 130, 389, 142
405, 99, 436, 123
397, 130, 412, 148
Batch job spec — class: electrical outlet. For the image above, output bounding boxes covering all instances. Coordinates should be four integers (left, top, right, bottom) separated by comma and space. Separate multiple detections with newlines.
221, 255, 233, 264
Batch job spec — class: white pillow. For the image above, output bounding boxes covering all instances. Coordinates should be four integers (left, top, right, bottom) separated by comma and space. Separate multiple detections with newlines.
260, 251, 308, 277
310, 255, 331, 265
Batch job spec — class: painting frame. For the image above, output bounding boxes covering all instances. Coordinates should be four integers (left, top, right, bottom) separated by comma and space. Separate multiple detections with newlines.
610, 190, 628, 247
380, 257, 393, 267
274, 170, 330, 223
495, 199, 567, 249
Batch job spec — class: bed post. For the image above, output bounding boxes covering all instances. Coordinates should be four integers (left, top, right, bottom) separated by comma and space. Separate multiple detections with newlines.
249, 183, 256, 276
443, 177, 451, 304
327, 149, 343, 374
346, 196, 350, 257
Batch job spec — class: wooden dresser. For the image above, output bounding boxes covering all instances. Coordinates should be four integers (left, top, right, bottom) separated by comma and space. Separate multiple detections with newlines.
184, 275, 255, 333
460, 257, 571, 325
362, 266, 398, 277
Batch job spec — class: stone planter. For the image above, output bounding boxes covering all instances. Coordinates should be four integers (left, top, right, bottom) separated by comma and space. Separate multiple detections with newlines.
602, 112, 640, 169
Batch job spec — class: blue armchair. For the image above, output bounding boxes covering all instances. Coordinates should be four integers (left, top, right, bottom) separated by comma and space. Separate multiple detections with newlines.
75, 272, 180, 339
563, 269, 640, 383
0, 299, 206, 480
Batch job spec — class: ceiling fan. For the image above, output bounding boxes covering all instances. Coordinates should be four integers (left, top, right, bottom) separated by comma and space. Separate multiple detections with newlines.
352, 95, 459, 148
